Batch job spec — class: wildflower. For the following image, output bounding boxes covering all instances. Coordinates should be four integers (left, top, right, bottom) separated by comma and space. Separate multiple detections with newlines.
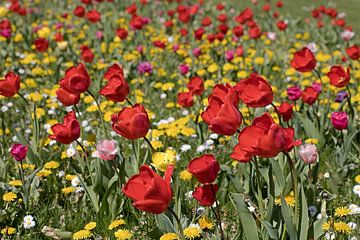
3, 192, 17, 202
160, 233, 179, 240
198, 216, 214, 230
23, 215, 36, 229
84, 222, 96, 230
9, 179, 22, 187
152, 149, 177, 172
355, 175, 360, 183
183, 224, 202, 239
44, 161, 60, 169
179, 170, 192, 181
114, 229, 133, 239
333, 221, 352, 234
61, 187, 75, 195
108, 219, 126, 230
352, 185, 360, 196
72, 229, 91, 240
335, 207, 351, 217
1, 227, 16, 235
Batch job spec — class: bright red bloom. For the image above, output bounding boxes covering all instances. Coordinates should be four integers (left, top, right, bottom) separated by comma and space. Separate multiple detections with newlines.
236, 73, 274, 108
231, 113, 301, 162
116, 28, 128, 39
74, 6, 85, 17
49, 111, 80, 144
201, 16, 212, 26
111, 104, 150, 140
130, 15, 145, 30
177, 92, 194, 108
217, 14, 227, 22
194, 27, 205, 40
290, 47, 316, 72
235, 8, 253, 24
0, 72, 20, 98
218, 24, 228, 34
104, 63, 124, 81
99, 75, 130, 102
56, 87, 80, 106
187, 76, 204, 96
59, 63, 91, 94
301, 87, 319, 105
187, 154, 220, 184
249, 26, 261, 39
278, 102, 294, 122
80, 46, 94, 63
209, 84, 239, 107
123, 165, 173, 214
277, 20, 287, 31
126, 3, 137, 15
193, 184, 218, 206
86, 9, 101, 23
232, 25, 244, 37
153, 40, 166, 49
327, 66, 350, 88
345, 45, 360, 60
331, 112, 348, 130
34, 38, 49, 52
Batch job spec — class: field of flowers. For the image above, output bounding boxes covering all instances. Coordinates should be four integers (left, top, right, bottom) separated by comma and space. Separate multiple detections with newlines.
0, 0, 359, 239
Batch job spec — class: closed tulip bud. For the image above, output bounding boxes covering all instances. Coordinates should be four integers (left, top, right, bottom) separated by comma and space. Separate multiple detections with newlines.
10, 144, 28, 161
299, 144, 318, 164
93, 140, 118, 161
331, 112, 348, 130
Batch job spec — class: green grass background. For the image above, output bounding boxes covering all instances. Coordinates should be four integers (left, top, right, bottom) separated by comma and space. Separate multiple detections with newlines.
225, 0, 360, 33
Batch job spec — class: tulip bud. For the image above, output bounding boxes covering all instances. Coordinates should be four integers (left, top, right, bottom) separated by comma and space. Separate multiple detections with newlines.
331, 112, 348, 130
299, 144, 318, 164
93, 140, 118, 161
10, 143, 28, 161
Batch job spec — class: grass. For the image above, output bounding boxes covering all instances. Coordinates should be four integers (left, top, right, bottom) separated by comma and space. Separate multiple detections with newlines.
226, 0, 360, 34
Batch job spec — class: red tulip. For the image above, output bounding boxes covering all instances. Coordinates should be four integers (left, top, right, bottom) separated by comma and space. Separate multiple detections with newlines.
232, 25, 244, 37
123, 164, 173, 214
111, 104, 150, 140
86, 9, 101, 23
187, 76, 204, 96
104, 63, 124, 81
345, 45, 360, 60
49, 111, 80, 144
187, 154, 220, 184
278, 102, 294, 122
193, 184, 218, 206
59, 63, 91, 94
80, 46, 94, 63
209, 84, 239, 107
34, 38, 49, 52
0, 72, 20, 98
56, 87, 80, 106
301, 87, 319, 105
177, 92, 194, 108
290, 47, 316, 72
277, 20, 287, 31
73, 6, 85, 17
99, 75, 130, 102
327, 66, 350, 88
116, 28, 128, 40
331, 112, 348, 130
236, 73, 274, 108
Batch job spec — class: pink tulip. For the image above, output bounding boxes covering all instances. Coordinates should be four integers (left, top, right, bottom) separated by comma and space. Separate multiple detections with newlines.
331, 112, 348, 130
10, 144, 28, 161
93, 140, 118, 161
299, 144, 317, 164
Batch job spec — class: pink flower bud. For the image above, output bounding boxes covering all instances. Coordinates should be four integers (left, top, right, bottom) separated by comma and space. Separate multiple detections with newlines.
331, 112, 348, 130
178, 64, 190, 75
10, 144, 28, 161
93, 140, 118, 161
299, 144, 318, 164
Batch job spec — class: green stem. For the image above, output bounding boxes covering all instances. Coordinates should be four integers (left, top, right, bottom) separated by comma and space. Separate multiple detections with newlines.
143, 136, 154, 152
86, 90, 108, 138
283, 152, 298, 221
271, 102, 283, 126
76, 140, 94, 184
211, 185, 226, 240
253, 157, 264, 215
167, 207, 185, 240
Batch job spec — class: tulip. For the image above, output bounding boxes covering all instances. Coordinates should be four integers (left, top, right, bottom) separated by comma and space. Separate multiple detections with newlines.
49, 111, 80, 144
278, 102, 294, 122
0, 72, 21, 98
93, 140, 118, 161
290, 47, 316, 72
327, 66, 350, 88
103, 63, 124, 81
287, 85, 302, 101
193, 184, 218, 206
10, 144, 28, 161
187, 76, 204, 96
177, 92, 194, 108
299, 144, 318, 164
59, 63, 91, 94
187, 154, 220, 184
331, 112, 348, 130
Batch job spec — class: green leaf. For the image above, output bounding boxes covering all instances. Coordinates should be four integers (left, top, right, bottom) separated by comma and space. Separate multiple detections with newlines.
297, 114, 324, 149
261, 220, 278, 240
154, 213, 175, 233
314, 219, 326, 239
231, 193, 259, 240
77, 174, 99, 213
280, 196, 298, 240
299, 188, 309, 240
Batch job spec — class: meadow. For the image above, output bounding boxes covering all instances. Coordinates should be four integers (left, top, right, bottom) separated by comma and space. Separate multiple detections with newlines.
0, 0, 359, 239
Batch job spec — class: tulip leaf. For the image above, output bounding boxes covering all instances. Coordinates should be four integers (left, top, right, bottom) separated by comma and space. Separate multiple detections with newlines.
280, 196, 298, 240
231, 193, 259, 240
299, 187, 309, 240
261, 220, 278, 240
77, 174, 99, 213
154, 213, 175, 233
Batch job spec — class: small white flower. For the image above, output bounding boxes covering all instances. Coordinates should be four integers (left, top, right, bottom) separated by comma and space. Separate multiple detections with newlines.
196, 145, 206, 153
353, 185, 360, 196
205, 139, 214, 146
66, 147, 76, 157
57, 170, 65, 178
1, 106, 9, 112
82, 120, 89, 127
187, 191, 193, 199
181, 144, 191, 152
7, 102, 13, 107
209, 134, 218, 139
306, 42, 318, 53
75, 187, 84, 193
348, 222, 357, 230
23, 215, 36, 229
23, 215, 34, 222
324, 172, 330, 178
167, 117, 175, 122
348, 204, 360, 215
160, 93, 167, 99
182, 110, 189, 116
71, 177, 80, 187
324, 232, 336, 240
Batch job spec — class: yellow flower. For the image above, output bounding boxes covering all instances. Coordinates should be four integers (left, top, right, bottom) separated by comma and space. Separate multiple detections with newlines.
152, 149, 177, 172
179, 170, 192, 181
151, 140, 163, 150
9, 180, 22, 187
355, 175, 360, 184
160, 233, 179, 240
108, 219, 126, 230
0, 7, 7, 17
1, 227, 16, 235
44, 161, 60, 169
275, 193, 295, 207
3, 192, 17, 202
184, 225, 202, 239
198, 217, 214, 230
333, 221, 352, 234
61, 187, 75, 195
322, 221, 331, 232
84, 222, 96, 231
65, 174, 77, 181
72, 229, 91, 240
114, 229, 133, 239
207, 63, 219, 73
36, 169, 52, 178
305, 138, 318, 145
335, 207, 351, 217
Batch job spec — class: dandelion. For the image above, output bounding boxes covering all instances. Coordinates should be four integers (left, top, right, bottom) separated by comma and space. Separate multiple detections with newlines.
114, 229, 133, 239
198, 216, 214, 230
179, 170, 192, 181
72, 229, 91, 240
160, 233, 179, 240
108, 219, 126, 230
1, 227, 16, 235
3, 192, 17, 202
8, 179, 22, 187
333, 221, 352, 234
84, 222, 96, 230
183, 224, 202, 239
334, 207, 351, 217
44, 161, 60, 169
61, 187, 75, 195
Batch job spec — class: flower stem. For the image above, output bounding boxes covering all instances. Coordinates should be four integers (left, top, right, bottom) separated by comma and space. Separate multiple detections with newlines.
271, 102, 283, 126
210, 185, 226, 240
283, 152, 298, 221
86, 90, 108, 138
143, 136, 154, 152
167, 207, 185, 240
126, 97, 134, 107
76, 140, 94, 184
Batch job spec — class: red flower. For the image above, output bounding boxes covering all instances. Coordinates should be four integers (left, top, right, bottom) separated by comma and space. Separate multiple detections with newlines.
201, 16, 212, 26
194, 27, 205, 40
80, 46, 94, 63
49, 111, 80, 144
104, 63, 124, 81
153, 40, 166, 49
187, 154, 220, 184
277, 20, 287, 31
56, 87, 80, 106
327, 66, 350, 88
345, 45, 360, 60
236, 73, 274, 108
177, 92, 194, 108
86, 9, 101, 23
123, 165, 173, 214
59, 63, 91, 94
187, 76, 204, 96
34, 38, 49, 52
231, 113, 301, 162
278, 102, 294, 122
99, 75, 130, 102
276, 1, 284, 8
249, 26, 261, 39
209, 84, 239, 107
0, 72, 20, 98
126, 3, 137, 15
218, 24, 228, 34
116, 28, 128, 40
232, 25, 244, 37
236, 8, 253, 24
130, 15, 145, 30
10, 144, 28, 161
290, 47, 316, 72
301, 87, 319, 105
217, 14, 227, 22
193, 184, 218, 206
201, 97, 242, 136
111, 104, 150, 140
73, 6, 85, 17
